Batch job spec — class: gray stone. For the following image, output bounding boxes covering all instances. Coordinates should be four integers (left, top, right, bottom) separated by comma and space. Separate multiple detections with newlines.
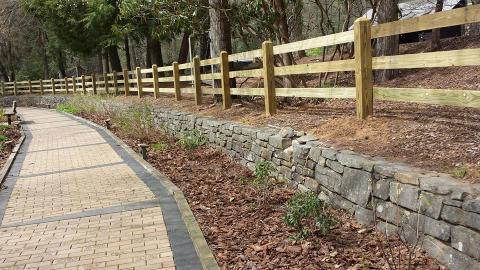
374, 163, 410, 178
297, 184, 310, 193
376, 221, 399, 237
390, 182, 419, 211
441, 205, 480, 231
268, 136, 292, 149
308, 147, 324, 163
297, 134, 317, 144
451, 226, 480, 260
304, 177, 319, 192
463, 196, 480, 214
340, 168, 372, 207
328, 192, 357, 214
321, 148, 337, 160
336, 151, 368, 170
326, 159, 344, 174
278, 127, 295, 138
375, 201, 405, 226
444, 198, 463, 207
394, 170, 422, 186
373, 179, 391, 200
315, 166, 342, 193
420, 174, 474, 196
404, 212, 451, 241
292, 144, 311, 161
423, 236, 480, 270
355, 207, 374, 225
419, 192, 444, 219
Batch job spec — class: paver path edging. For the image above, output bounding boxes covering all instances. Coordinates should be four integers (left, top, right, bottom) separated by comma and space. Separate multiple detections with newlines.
0, 108, 216, 270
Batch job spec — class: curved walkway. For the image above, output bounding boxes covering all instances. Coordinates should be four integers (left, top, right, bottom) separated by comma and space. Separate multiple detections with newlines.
0, 108, 203, 270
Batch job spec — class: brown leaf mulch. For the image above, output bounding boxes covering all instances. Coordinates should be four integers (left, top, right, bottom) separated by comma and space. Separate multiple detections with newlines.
0, 123, 21, 169
82, 112, 443, 269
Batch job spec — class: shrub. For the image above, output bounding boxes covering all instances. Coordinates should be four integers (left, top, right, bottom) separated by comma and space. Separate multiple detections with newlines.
0, 124, 11, 131
252, 160, 276, 203
151, 142, 166, 151
0, 135, 8, 142
178, 130, 206, 150
283, 192, 336, 239
112, 104, 155, 141
56, 103, 79, 114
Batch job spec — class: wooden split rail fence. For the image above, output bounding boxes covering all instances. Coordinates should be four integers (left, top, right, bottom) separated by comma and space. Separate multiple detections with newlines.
1, 5, 480, 119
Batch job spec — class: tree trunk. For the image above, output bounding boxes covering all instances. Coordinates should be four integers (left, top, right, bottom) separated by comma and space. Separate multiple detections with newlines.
148, 38, 164, 67
42, 46, 49, 79
57, 48, 66, 79
374, 0, 399, 82
125, 37, 131, 70
209, 0, 235, 101
178, 32, 190, 64
431, 0, 444, 51
292, 0, 306, 58
273, 0, 294, 87
0, 62, 9, 81
146, 38, 152, 68
102, 49, 110, 73
107, 45, 122, 72
96, 54, 103, 73
466, 0, 480, 36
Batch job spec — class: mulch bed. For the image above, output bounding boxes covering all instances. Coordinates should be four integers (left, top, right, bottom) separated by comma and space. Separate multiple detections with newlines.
0, 123, 21, 169
81, 112, 443, 269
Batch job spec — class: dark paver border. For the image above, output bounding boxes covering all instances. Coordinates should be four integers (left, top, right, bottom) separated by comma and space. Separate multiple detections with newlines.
60, 111, 219, 270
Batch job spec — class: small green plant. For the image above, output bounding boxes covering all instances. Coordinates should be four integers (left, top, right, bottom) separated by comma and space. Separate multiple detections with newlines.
247, 160, 276, 205
0, 135, 8, 143
451, 166, 468, 179
0, 124, 11, 131
56, 103, 79, 114
306, 47, 324, 57
178, 130, 206, 150
283, 192, 336, 240
151, 142, 166, 151
112, 104, 155, 141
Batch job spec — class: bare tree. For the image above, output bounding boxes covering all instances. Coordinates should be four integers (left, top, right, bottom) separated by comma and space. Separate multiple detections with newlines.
374, 0, 399, 83
431, 0, 444, 51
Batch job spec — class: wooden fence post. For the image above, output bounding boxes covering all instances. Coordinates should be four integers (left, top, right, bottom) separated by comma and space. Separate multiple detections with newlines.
72, 77, 77, 94
136, 67, 142, 98
92, 73, 97, 95
28, 80, 32, 94
354, 17, 373, 120
220, 51, 231, 110
104, 73, 109, 94
64, 77, 69, 94
13, 81, 17, 96
40, 80, 44, 95
81, 76, 86, 95
51, 78, 56, 95
262, 41, 276, 116
172, 62, 181, 100
123, 69, 129, 96
193, 56, 202, 105
1, 81, 4, 96
152, 65, 159, 99
113, 72, 118, 96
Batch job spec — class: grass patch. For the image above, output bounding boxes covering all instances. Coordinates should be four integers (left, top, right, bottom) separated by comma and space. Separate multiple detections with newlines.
451, 166, 468, 179
0, 135, 9, 143
151, 142, 166, 151
178, 130, 206, 150
306, 47, 324, 57
0, 124, 11, 131
283, 192, 336, 240
56, 103, 79, 114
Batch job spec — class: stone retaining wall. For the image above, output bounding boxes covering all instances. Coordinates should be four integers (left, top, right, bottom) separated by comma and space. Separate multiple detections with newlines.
4, 95, 480, 269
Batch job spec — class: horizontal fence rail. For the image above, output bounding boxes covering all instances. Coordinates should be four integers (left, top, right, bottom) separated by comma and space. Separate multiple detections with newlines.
2, 5, 480, 119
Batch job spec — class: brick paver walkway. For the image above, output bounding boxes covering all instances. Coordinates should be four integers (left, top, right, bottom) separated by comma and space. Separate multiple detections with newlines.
0, 108, 202, 270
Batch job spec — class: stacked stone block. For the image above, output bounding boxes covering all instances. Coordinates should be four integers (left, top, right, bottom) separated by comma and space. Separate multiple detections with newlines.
4, 95, 480, 269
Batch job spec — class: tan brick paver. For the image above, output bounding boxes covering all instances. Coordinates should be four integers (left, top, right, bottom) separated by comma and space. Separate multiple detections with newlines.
0, 108, 177, 269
